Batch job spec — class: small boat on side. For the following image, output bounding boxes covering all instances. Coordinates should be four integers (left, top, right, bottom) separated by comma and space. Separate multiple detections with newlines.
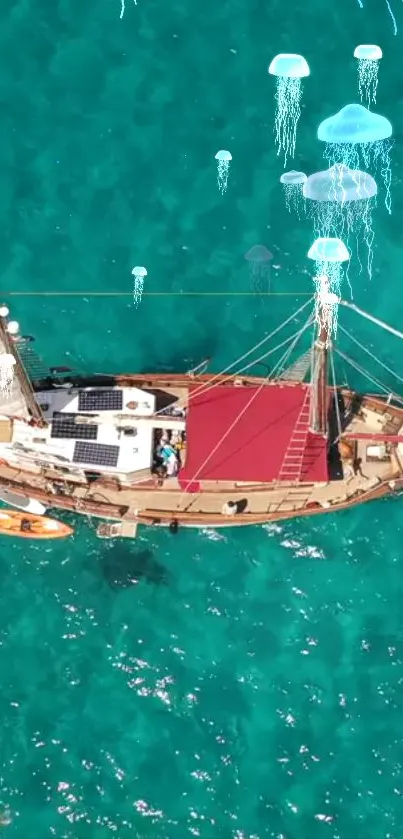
0, 510, 73, 539
0, 489, 47, 516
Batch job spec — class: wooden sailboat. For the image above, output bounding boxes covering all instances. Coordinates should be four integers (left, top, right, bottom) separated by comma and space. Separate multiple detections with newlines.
0, 287, 401, 533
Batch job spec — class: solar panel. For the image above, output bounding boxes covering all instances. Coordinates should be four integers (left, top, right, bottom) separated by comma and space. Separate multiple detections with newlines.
78, 390, 123, 412
73, 441, 120, 468
51, 413, 98, 441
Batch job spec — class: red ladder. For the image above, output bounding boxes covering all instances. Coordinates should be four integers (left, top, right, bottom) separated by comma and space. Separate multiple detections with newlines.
278, 388, 311, 482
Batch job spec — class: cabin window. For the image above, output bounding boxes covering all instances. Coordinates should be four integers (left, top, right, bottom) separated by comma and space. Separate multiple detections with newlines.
122, 427, 137, 437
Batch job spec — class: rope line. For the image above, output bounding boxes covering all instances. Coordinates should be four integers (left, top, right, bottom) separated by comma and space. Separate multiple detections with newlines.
266, 314, 314, 380
154, 296, 314, 417
335, 349, 403, 406
330, 347, 342, 441
170, 315, 313, 418
339, 299, 403, 342
338, 323, 403, 390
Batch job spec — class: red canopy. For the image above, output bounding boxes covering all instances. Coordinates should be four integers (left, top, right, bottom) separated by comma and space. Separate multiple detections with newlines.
179, 384, 328, 485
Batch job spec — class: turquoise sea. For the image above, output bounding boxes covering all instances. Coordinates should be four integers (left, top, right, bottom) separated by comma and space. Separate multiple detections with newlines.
2, 0, 403, 835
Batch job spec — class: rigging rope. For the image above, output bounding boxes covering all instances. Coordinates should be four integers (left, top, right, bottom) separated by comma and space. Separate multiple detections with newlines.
227, 314, 313, 381
338, 323, 403, 391
335, 349, 403, 406
308, 316, 317, 430
268, 314, 314, 380
154, 296, 314, 416
339, 299, 403, 342
329, 347, 342, 441
176, 316, 312, 511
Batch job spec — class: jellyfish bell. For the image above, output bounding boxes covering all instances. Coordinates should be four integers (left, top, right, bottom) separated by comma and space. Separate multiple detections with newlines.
245, 245, 273, 292
131, 266, 147, 278
317, 104, 393, 214
308, 237, 350, 263
268, 54, 310, 166
268, 54, 310, 78
354, 44, 383, 60
215, 150, 232, 162
280, 171, 307, 185
280, 170, 307, 217
303, 163, 377, 202
214, 150, 232, 194
354, 46, 383, 108
317, 104, 392, 144
245, 245, 273, 262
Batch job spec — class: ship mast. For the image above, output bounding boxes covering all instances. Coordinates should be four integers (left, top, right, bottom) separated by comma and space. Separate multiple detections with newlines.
309, 277, 335, 436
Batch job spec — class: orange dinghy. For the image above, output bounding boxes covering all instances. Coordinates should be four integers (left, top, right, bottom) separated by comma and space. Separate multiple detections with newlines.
0, 510, 73, 539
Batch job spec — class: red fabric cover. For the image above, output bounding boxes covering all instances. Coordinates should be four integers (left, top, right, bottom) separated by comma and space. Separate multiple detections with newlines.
179, 384, 328, 484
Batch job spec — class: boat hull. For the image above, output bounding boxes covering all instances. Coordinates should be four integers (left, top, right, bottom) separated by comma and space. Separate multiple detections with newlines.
0, 374, 399, 532
0, 470, 397, 530
0, 489, 47, 515
0, 510, 73, 539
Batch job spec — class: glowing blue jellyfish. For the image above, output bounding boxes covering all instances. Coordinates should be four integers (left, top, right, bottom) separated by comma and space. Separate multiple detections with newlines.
132, 266, 147, 308
215, 150, 232, 194
303, 164, 377, 278
308, 238, 349, 339
354, 45, 382, 107
245, 245, 273, 292
307, 237, 349, 299
268, 54, 310, 166
317, 104, 392, 213
280, 170, 307, 217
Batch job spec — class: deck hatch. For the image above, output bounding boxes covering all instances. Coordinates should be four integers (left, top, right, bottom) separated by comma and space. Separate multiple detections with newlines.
73, 441, 120, 468
78, 390, 123, 412
51, 412, 98, 441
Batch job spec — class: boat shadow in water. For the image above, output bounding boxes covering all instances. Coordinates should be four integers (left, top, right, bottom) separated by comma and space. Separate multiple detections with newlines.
100, 546, 170, 589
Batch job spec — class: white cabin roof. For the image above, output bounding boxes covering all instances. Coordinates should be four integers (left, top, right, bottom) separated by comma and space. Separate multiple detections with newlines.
7, 385, 157, 475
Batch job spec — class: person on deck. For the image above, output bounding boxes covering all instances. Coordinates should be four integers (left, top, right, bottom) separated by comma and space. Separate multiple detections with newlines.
20, 519, 32, 532
221, 501, 237, 516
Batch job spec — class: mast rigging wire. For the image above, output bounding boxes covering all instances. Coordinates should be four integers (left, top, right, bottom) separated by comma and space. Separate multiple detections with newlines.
335, 349, 403, 406
339, 299, 403, 342
330, 347, 343, 442
154, 296, 314, 416
338, 323, 403, 392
